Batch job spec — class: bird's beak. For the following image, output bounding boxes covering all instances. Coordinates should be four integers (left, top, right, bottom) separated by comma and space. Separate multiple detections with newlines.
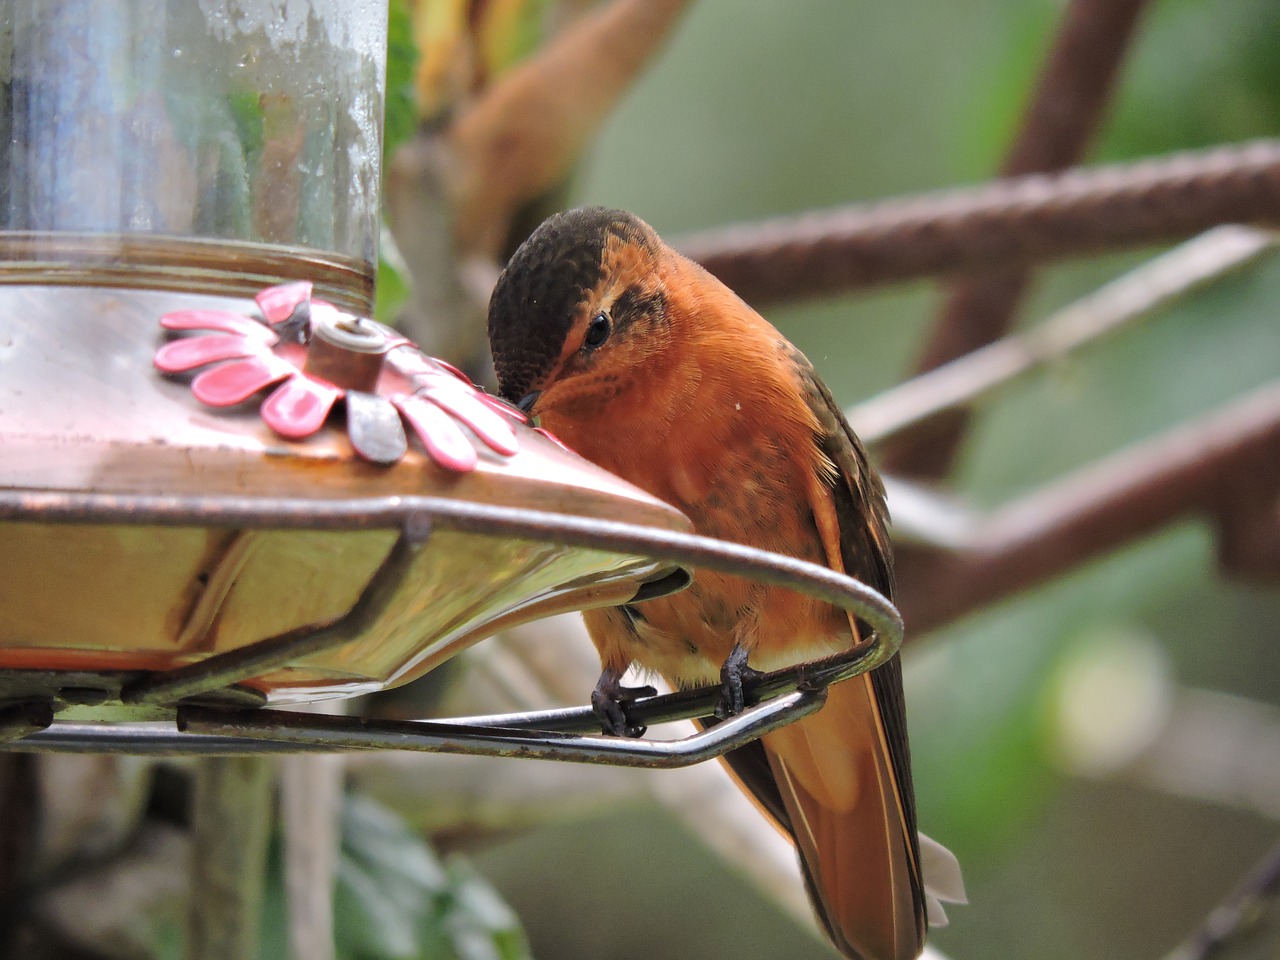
517, 391, 541, 415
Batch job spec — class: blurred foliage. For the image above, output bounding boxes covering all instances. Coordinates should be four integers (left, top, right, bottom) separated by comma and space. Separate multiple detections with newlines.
386, 0, 421, 160
409, 0, 558, 121
375, 228, 413, 323
1104, 0, 1280, 157
376, 0, 564, 324
377, 0, 419, 325
257, 794, 532, 960
469, 0, 555, 90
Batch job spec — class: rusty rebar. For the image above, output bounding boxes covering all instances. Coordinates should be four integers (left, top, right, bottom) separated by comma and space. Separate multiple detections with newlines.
848, 226, 1278, 445
894, 381, 1280, 634
886, 0, 1151, 477
677, 140, 1280, 306
998, 0, 1151, 175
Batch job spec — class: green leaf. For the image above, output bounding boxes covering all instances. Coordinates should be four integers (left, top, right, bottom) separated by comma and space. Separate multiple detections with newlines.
330, 792, 532, 960
374, 248, 411, 325
479, 0, 557, 79
441, 860, 532, 960
385, 0, 419, 161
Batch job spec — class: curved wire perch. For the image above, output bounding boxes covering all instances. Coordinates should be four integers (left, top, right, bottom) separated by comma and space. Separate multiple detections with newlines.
9, 689, 828, 766
446, 637, 886, 735
0, 489, 902, 760
174, 688, 829, 768
0, 489, 904, 685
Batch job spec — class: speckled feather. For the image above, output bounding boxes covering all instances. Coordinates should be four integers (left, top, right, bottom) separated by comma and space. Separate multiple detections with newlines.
488, 208, 931, 960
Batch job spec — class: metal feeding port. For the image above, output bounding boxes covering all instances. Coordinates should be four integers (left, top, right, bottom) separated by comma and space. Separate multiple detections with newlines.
0, 489, 902, 764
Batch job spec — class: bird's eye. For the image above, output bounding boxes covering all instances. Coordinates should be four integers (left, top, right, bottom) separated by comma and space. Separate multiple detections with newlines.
583, 312, 611, 349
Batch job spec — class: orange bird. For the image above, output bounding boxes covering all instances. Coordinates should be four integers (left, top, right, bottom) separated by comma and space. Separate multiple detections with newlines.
487, 207, 962, 960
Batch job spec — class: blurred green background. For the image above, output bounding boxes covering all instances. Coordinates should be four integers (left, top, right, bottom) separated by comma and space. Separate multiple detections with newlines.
452, 1, 1280, 958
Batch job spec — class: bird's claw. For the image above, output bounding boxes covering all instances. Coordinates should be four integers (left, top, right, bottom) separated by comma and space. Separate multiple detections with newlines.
591, 667, 657, 738
715, 643, 764, 719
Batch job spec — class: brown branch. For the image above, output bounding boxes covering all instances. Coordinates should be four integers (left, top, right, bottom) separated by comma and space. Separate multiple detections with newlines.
0, 754, 37, 956
1163, 840, 1280, 960
447, 0, 693, 261
998, 0, 1151, 175
281, 707, 345, 960
678, 140, 1280, 306
887, 0, 1151, 477
893, 381, 1280, 634
186, 757, 275, 960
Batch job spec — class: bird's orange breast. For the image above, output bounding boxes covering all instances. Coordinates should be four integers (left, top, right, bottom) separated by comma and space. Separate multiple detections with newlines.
537, 253, 852, 683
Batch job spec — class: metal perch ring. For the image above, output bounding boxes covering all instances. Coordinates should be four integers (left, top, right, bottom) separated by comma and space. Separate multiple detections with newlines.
1, 489, 902, 766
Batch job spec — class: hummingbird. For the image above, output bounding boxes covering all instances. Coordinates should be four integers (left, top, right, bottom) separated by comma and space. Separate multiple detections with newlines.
487, 206, 962, 959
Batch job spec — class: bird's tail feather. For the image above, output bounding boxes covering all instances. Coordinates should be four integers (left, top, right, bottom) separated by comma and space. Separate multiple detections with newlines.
763, 676, 925, 960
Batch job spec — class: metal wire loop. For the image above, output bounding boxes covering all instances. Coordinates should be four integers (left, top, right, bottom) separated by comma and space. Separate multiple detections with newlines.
0, 489, 904, 761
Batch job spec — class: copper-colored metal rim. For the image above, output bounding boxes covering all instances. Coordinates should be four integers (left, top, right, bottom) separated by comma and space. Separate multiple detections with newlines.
0, 487, 903, 763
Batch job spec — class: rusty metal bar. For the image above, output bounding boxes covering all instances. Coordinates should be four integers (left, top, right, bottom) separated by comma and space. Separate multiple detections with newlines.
895, 381, 1280, 633
995, 0, 1150, 176
177, 688, 827, 768
886, 0, 1151, 477
848, 226, 1278, 445
677, 140, 1280, 307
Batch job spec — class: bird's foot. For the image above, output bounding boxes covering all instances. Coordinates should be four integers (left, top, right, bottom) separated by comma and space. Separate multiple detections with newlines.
591, 666, 657, 738
714, 643, 765, 719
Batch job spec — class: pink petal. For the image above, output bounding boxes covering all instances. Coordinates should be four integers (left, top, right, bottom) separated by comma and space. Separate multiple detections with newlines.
390, 352, 430, 377
475, 392, 530, 424
260, 376, 341, 439
535, 426, 574, 453
422, 388, 519, 457
161, 309, 276, 340
191, 355, 297, 406
411, 369, 470, 393
388, 350, 463, 384
255, 281, 313, 325
154, 334, 261, 373
433, 357, 474, 385
377, 330, 413, 352
395, 395, 478, 472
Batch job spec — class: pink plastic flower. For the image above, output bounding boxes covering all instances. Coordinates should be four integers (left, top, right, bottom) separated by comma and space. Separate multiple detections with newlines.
154, 282, 527, 471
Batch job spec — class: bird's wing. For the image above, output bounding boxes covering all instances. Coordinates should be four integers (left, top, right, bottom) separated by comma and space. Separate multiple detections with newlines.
757, 356, 926, 960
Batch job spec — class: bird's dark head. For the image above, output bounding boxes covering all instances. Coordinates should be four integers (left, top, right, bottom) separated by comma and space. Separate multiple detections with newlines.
487, 207, 670, 418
